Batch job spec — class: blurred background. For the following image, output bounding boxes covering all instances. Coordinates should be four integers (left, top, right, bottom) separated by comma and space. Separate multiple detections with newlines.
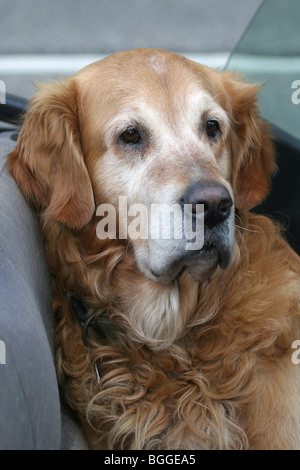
0, 0, 263, 98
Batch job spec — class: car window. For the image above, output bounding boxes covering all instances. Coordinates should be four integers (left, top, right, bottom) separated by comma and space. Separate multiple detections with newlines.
226, 0, 300, 141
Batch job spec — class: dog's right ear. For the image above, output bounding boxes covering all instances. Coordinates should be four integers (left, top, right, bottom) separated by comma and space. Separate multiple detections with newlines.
8, 79, 95, 229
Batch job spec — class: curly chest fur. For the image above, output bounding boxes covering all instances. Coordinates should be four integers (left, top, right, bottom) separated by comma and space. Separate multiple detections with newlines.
80, 339, 250, 450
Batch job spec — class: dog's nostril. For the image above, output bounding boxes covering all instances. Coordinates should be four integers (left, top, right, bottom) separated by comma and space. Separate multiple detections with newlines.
218, 198, 233, 213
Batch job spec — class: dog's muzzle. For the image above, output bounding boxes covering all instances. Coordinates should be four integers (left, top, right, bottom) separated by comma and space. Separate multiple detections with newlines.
141, 181, 235, 283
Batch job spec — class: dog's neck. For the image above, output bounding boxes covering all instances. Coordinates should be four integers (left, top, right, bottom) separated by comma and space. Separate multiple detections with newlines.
64, 264, 219, 351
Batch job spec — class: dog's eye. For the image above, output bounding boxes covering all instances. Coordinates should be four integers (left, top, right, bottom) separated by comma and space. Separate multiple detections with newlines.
206, 120, 220, 139
120, 127, 141, 145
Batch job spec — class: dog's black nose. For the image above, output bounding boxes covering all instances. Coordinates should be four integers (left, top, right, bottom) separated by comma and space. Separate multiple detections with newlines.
182, 181, 233, 228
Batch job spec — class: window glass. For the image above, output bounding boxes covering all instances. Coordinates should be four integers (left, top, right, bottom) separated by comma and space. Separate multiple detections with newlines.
226, 0, 300, 141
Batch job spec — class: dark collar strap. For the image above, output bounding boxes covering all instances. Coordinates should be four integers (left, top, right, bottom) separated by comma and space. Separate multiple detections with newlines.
66, 292, 107, 345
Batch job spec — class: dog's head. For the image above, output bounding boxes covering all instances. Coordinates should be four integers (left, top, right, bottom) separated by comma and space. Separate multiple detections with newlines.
9, 49, 275, 284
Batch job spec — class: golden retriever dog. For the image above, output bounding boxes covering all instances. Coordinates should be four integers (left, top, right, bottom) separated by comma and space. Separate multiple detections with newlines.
8, 48, 300, 450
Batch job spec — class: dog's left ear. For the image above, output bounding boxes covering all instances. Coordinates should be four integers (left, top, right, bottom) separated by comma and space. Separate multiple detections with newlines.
221, 71, 277, 211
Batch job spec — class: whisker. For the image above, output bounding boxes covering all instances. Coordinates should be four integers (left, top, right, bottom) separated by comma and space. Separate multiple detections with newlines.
235, 224, 265, 234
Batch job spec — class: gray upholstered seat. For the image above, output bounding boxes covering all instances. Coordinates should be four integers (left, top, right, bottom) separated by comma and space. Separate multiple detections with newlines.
0, 137, 88, 450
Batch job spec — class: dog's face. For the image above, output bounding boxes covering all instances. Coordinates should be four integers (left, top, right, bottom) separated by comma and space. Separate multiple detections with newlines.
77, 50, 236, 283
9, 49, 275, 284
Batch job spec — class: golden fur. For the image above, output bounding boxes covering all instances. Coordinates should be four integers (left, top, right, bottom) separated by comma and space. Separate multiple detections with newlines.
8, 49, 300, 449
